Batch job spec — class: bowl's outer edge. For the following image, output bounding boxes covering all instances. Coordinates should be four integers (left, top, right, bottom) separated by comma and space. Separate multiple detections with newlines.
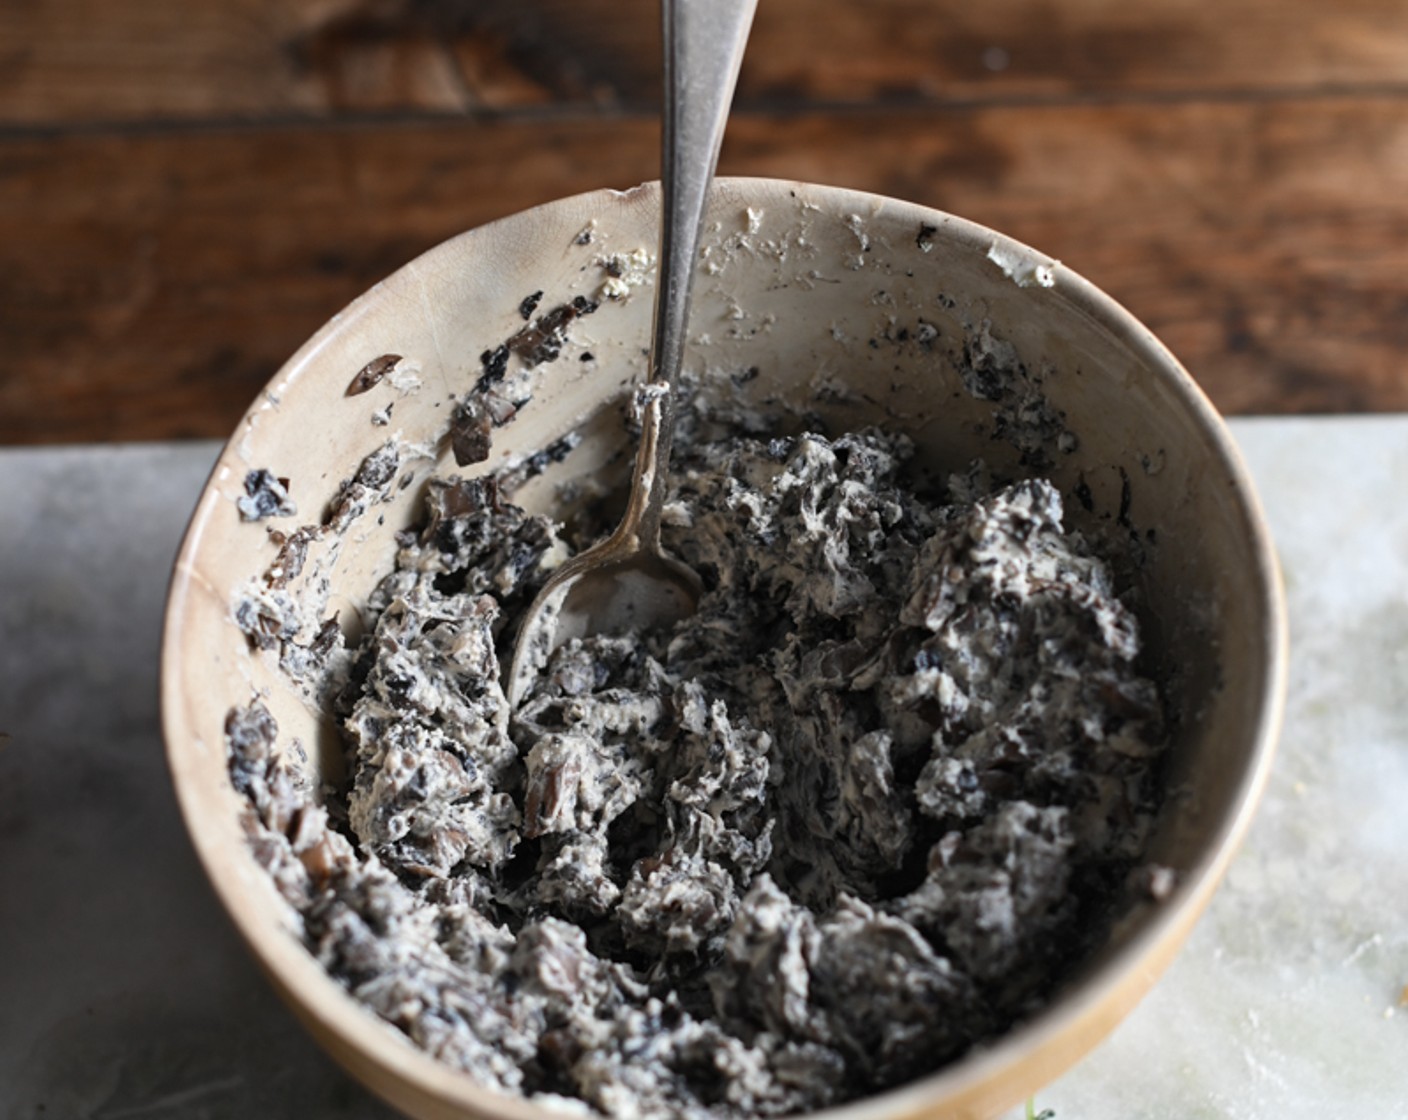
160, 176, 1290, 1120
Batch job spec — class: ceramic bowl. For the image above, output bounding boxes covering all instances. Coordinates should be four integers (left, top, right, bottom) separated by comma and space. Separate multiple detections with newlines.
162, 178, 1287, 1120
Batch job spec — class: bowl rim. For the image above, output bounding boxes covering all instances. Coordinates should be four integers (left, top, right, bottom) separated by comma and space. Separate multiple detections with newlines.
161, 176, 1288, 1120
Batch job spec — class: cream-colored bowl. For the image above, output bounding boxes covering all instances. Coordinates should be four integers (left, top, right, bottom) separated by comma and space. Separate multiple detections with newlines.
162, 179, 1286, 1120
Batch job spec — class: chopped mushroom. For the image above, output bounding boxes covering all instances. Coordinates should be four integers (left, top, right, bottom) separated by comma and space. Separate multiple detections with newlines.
227, 421, 1168, 1119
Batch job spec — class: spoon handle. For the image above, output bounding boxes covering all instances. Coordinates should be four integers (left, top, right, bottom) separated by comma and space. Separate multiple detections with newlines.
637, 0, 757, 547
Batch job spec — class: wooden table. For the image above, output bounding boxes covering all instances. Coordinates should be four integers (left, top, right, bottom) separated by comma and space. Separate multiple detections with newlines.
3, 0, 1407, 446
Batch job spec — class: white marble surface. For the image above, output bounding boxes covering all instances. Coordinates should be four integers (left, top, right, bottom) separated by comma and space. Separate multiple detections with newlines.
1, 418, 1405, 1120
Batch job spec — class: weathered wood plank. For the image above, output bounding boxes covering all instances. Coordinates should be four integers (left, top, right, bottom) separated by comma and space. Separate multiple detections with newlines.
3, 96, 1406, 443
4, 0, 1408, 123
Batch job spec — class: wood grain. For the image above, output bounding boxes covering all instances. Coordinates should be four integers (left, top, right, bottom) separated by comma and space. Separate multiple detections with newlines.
3, 0, 1408, 123
3, 1, 1406, 443
3, 94, 1407, 444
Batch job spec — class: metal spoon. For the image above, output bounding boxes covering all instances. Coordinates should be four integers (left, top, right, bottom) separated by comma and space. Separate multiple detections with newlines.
505, 0, 757, 707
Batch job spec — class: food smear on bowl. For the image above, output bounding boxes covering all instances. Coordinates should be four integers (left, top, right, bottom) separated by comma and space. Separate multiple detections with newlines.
226, 404, 1172, 1118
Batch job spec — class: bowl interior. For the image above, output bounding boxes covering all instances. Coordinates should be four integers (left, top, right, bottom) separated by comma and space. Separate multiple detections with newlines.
163, 178, 1284, 1120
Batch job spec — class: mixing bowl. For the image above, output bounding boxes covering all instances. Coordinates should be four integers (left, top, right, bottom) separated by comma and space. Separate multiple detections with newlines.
162, 178, 1286, 1120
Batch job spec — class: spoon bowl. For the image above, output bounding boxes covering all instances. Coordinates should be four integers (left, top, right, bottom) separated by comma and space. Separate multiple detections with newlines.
505, 390, 704, 704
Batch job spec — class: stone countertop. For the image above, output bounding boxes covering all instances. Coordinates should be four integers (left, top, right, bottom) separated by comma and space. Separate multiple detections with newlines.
1, 418, 1404, 1119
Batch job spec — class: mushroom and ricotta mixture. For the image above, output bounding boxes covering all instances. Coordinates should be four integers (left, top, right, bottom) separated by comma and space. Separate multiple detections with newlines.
227, 420, 1169, 1118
